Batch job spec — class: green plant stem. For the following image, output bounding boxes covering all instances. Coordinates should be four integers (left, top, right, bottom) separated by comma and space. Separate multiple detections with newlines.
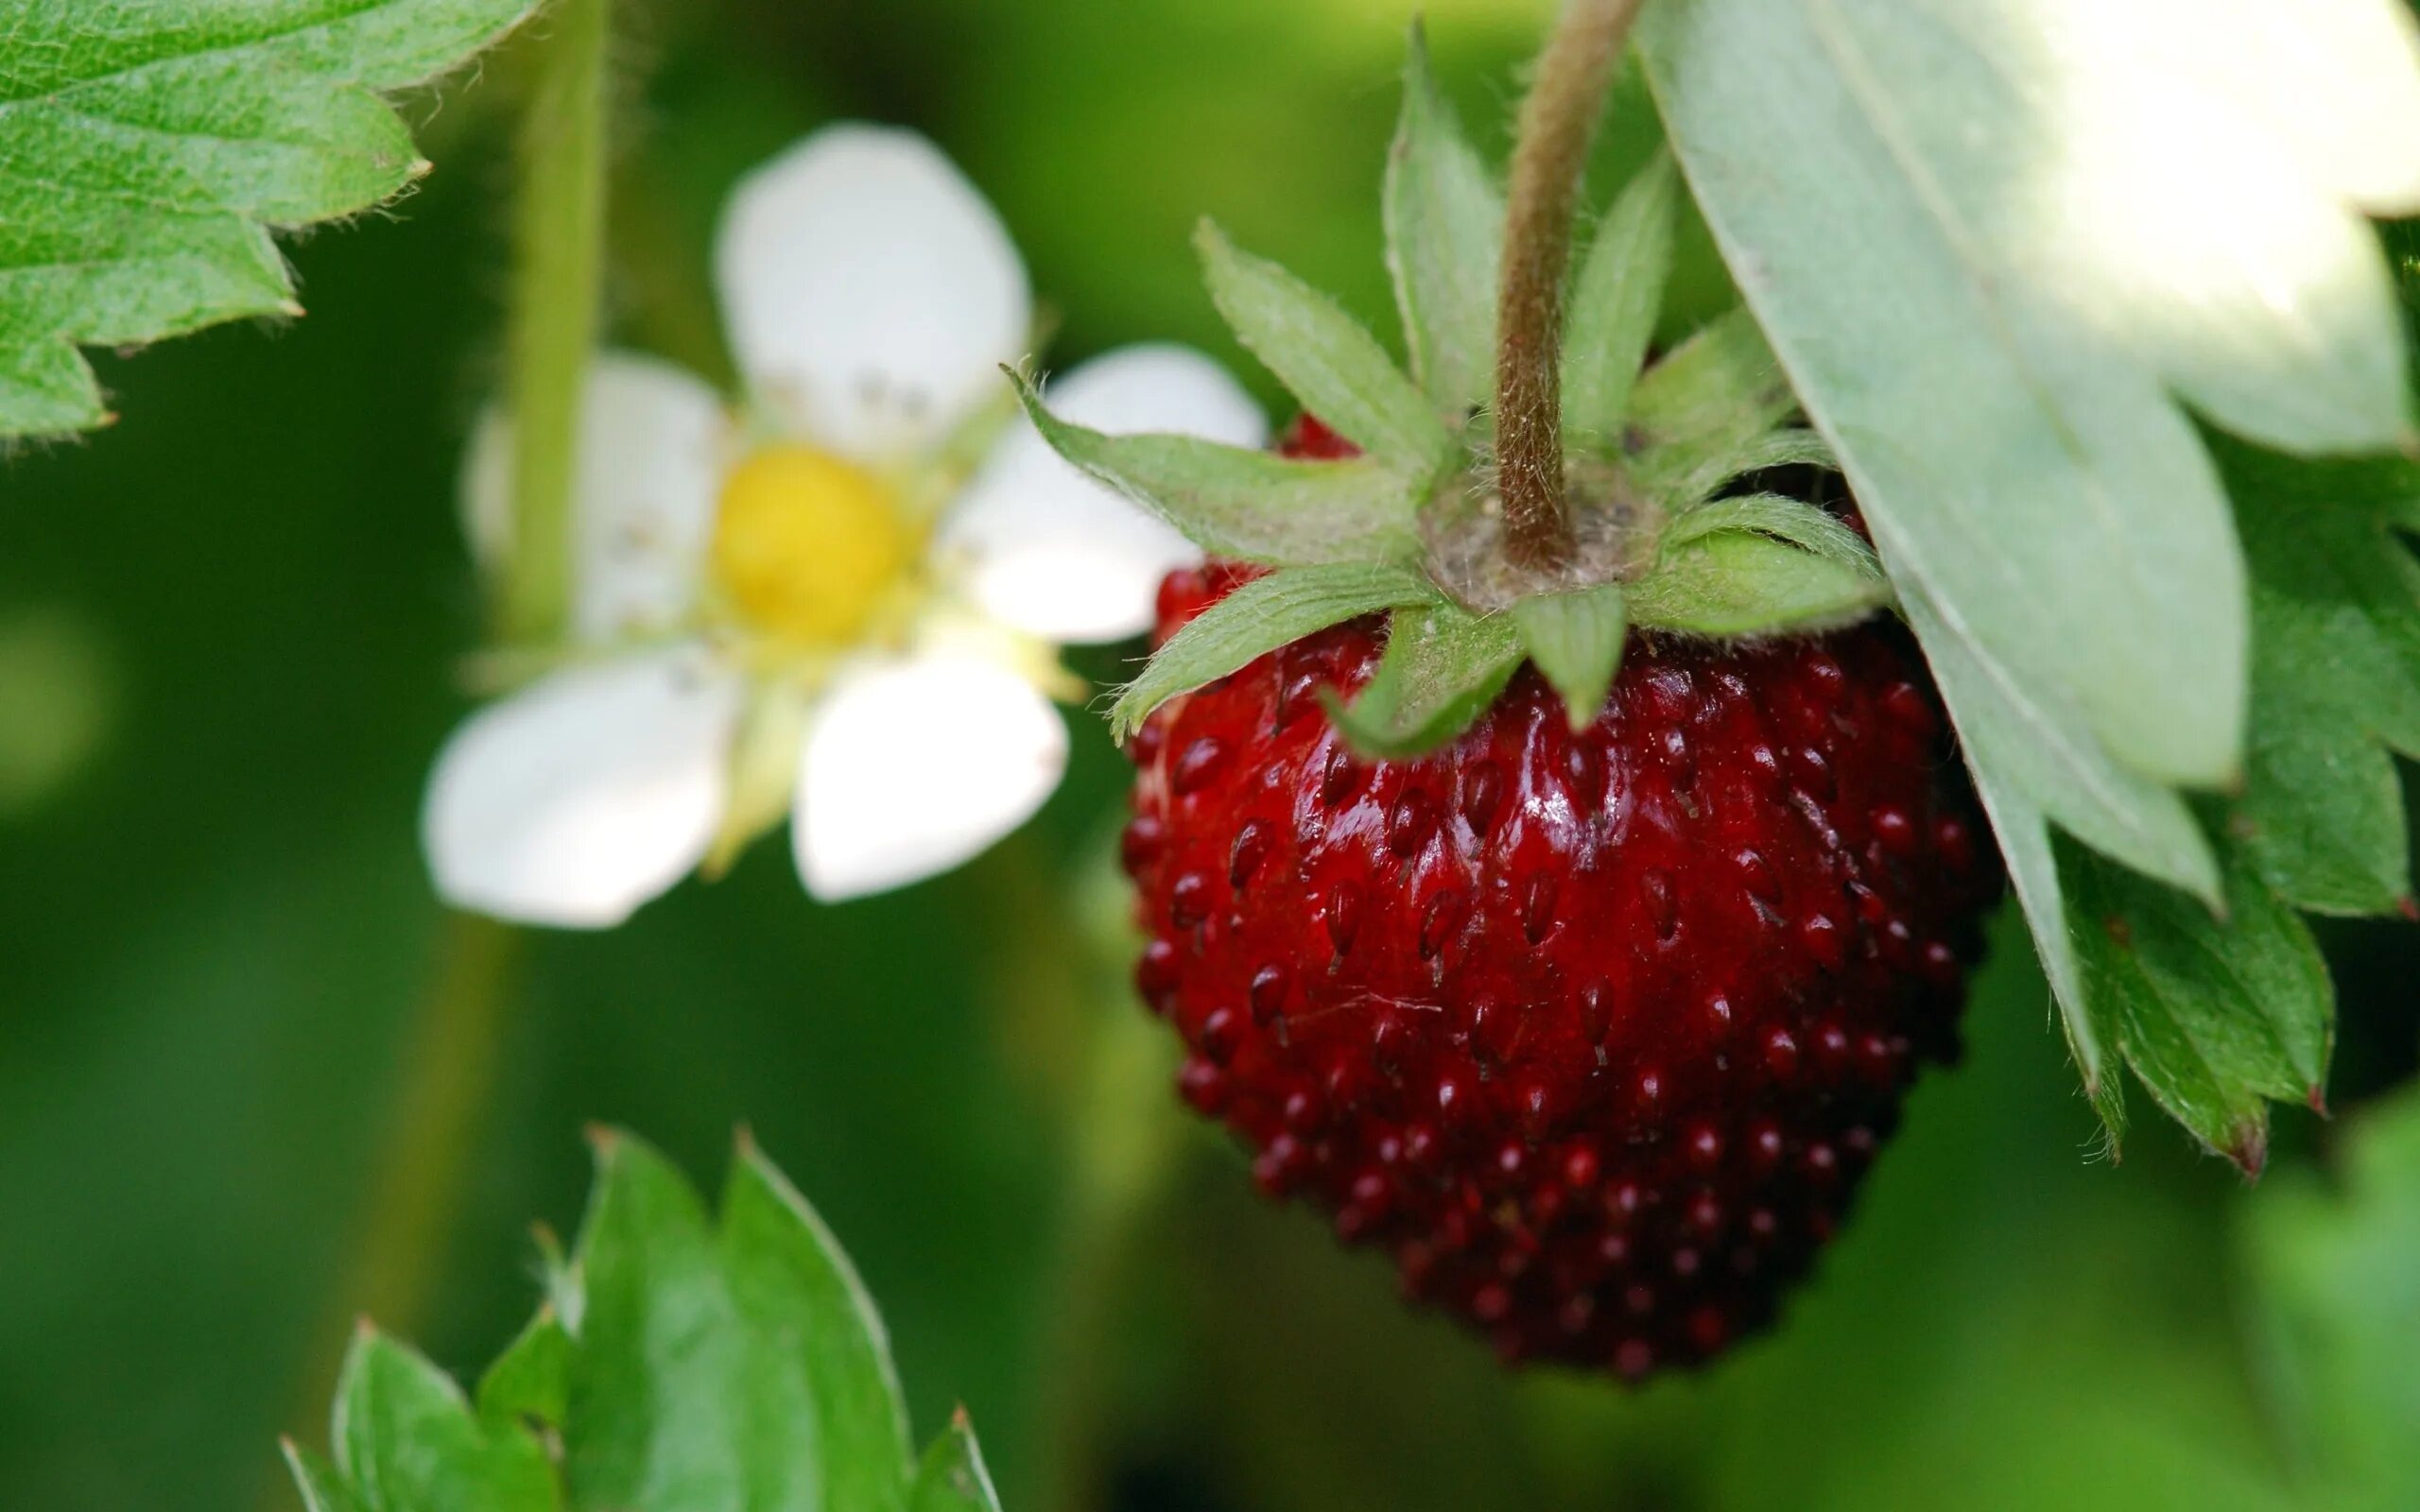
259, 914, 525, 1512
500, 0, 613, 643
1496, 0, 1651, 573
333, 913, 527, 1330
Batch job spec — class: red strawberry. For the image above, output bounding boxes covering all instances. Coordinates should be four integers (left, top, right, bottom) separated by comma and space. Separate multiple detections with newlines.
1120, 425, 1999, 1377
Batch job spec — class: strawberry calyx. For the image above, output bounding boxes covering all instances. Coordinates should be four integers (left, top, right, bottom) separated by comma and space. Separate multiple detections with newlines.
1015, 25, 1888, 757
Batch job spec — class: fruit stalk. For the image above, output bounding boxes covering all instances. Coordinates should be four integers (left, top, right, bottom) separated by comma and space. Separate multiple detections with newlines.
1495, 0, 1650, 573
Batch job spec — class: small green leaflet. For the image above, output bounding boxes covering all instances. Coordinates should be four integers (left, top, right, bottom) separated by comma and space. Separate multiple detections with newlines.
1195, 220, 1455, 474
1951, 433, 2420, 1162
2060, 836, 2332, 1172
1510, 583, 1627, 730
1108, 563, 1442, 741
1382, 21, 1502, 413
1009, 370, 1426, 566
0, 0, 536, 440
1323, 602, 1525, 758
2214, 436, 2420, 918
2239, 1083, 2420, 1512
1561, 153, 1677, 451
1641, 0, 2420, 805
286, 1130, 1007, 1512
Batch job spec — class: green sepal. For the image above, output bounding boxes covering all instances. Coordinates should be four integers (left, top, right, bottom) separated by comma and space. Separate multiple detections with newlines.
1631, 425, 1836, 514
1624, 308, 1797, 489
1627, 529, 1887, 636
909, 1413, 1007, 1512
1383, 20, 1503, 411
1323, 603, 1525, 758
1563, 153, 1678, 450
1510, 584, 1629, 730
1110, 563, 1443, 741
1663, 492, 1877, 573
1196, 220, 1455, 472
2060, 834, 2333, 1175
1010, 369, 1425, 564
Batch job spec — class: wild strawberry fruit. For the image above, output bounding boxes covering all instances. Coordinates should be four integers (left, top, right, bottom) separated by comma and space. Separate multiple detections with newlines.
1022, 30, 2003, 1375
1128, 533, 1995, 1374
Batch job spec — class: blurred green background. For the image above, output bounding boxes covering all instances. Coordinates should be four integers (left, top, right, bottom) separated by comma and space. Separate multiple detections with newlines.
2, 3, 2414, 1509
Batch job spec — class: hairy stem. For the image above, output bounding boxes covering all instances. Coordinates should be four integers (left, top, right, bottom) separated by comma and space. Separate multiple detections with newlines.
499, 0, 612, 643
1495, 0, 1650, 573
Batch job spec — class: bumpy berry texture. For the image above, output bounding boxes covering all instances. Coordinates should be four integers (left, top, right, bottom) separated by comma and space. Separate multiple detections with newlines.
1121, 421, 1999, 1377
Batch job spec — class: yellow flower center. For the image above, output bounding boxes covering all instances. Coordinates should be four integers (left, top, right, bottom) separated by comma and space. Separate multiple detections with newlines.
709, 446, 917, 646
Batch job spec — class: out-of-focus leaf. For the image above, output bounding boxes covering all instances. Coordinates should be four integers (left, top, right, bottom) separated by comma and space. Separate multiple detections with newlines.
0, 0, 536, 438
326, 1329, 558, 1512
2240, 1084, 2420, 1511
290, 1132, 1005, 1511
909, 1415, 1006, 1512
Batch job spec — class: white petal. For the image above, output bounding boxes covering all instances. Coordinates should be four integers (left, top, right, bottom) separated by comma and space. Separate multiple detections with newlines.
794, 652, 1066, 901
715, 124, 1031, 459
423, 648, 743, 928
939, 343, 1267, 644
460, 352, 730, 644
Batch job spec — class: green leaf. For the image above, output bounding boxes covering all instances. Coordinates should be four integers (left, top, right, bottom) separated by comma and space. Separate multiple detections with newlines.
1323, 602, 1524, 758
908, 1416, 1005, 1512
1510, 584, 1628, 730
292, 1132, 1005, 1511
2217, 438, 2420, 917
1562, 153, 1677, 449
330, 1328, 558, 1512
564, 1131, 833, 1508
0, 0, 537, 439
1641, 1, 2420, 794
1622, 307, 1797, 489
1382, 20, 1502, 412
283, 1445, 368, 1512
2240, 1084, 2420, 1511
1961, 766, 2125, 1139
1196, 220, 1453, 472
1898, 576, 2222, 904
476, 1306, 572, 1430
719, 1136, 915, 1512
1010, 370, 1425, 565
1626, 529, 1886, 636
1109, 563, 1443, 741
2060, 837, 2333, 1173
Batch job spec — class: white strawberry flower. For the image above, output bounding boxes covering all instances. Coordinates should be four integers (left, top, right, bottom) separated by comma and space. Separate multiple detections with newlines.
424, 124, 1266, 927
